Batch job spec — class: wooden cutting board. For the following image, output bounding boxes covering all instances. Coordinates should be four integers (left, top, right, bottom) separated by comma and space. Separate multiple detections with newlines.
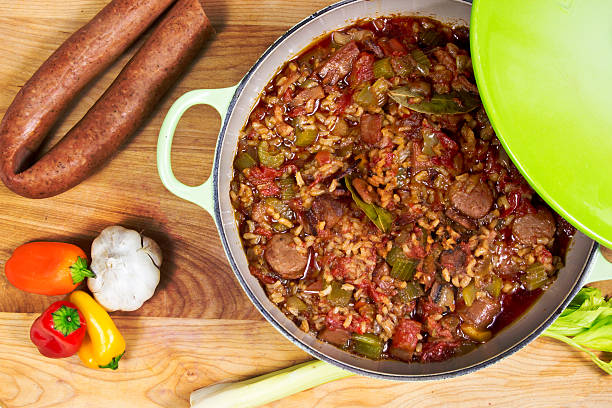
0, 1, 610, 407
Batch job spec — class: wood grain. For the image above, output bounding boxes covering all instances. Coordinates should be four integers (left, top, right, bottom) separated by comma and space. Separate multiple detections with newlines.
0, 0, 334, 317
0, 313, 610, 408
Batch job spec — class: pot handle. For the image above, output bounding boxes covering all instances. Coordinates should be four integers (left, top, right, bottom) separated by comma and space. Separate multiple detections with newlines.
584, 244, 612, 284
157, 85, 237, 215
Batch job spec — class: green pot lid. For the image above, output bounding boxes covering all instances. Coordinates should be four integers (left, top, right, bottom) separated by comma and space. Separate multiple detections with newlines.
470, 0, 612, 247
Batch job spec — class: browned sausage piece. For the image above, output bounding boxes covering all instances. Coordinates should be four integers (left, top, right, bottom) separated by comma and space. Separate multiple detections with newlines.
351, 178, 375, 204
360, 113, 382, 145
319, 328, 351, 347
445, 208, 476, 230
512, 208, 556, 245
310, 195, 348, 229
458, 297, 501, 329
439, 247, 467, 275
290, 85, 325, 107
264, 233, 308, 279
448, 175, 493, 219
317, 41, 359, 85
0, 0, 214, 198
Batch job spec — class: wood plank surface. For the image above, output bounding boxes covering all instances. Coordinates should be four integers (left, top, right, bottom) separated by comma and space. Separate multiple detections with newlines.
0, 0, 333, 318
0, 1, 611, 407
1, 313, 611, 408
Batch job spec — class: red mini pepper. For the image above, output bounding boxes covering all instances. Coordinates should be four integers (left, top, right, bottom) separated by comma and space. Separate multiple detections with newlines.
30, 301, 87, 358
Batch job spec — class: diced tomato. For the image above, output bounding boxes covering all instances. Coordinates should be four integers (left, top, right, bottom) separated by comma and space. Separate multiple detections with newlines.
281, 164, 298, 175
385, 151, 394, 166
249, 265, 277, 284
388, 38, 407, 55
246, 166, 282, 197
247, 166, 282, 183
392, 319, 422, 352
418, 298, 444, 319
333, 91, 353, 114
535, 246, 553, 265
500, 189, 536, 218
288, 106, 306, 118
431, 151, 455, 170
253, 226, 273, 239
349, 52, 375, 85
315, 150, 331, 165
281, 87, 293, 103
424, 315, 454, 339
250, 105, 267, 121
437, 134, 458, 151
500, 190, 520, 218
325, 310, 371, 334
257, 182, 280, 197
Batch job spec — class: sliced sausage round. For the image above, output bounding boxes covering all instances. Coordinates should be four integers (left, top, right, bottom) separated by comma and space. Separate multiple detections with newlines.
512, 208, 556, 245
264, 233, 308, 279
448, 175, 493, 219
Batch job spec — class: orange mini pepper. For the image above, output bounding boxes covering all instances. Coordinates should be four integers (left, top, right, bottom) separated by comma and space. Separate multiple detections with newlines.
5, 242, 95, 295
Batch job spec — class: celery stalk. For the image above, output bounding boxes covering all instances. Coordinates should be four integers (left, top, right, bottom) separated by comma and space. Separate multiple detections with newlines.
190, 360, 354, 408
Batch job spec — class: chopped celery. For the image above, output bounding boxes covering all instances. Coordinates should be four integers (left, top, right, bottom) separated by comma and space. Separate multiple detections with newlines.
264, 197, 292, 219
390, 258, 417, 281
279, 177, 297, 200
370, 78, 390, 107
420, 29, 445, 47
385, 246, 418, 280
411, 49, 431, 75
352, 333, 384, 359
272, 222, 289, 232
234, 152, 257, 171
327, 281, 353, 307
396, 167, 409, 188
462, 281, 477, 307
354, 86, 376, 107
258, 141, 284, 168
295, 127, 318, 147
386, 247, 405, 266
286, 296, 307, 312
300, 78, 318, 89
373, 57, 394, 79
345, 176, 394, 233
422, 128, 439, 156
456, 54, 471, 73
521, 263, 548, 291
395, 282, 424, 302
390, 55, 415, 77
486, 275, 503, 298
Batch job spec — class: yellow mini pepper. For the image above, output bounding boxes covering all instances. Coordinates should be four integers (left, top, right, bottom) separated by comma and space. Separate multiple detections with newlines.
69, 290, 126, 370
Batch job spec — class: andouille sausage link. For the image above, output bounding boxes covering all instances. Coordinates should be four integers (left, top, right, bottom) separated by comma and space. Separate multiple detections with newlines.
0, 0, 214, 198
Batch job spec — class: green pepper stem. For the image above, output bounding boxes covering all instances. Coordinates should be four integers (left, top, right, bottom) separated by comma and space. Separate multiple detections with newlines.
52, 305, 82, 336
70, 256, 96, 284
99, 351, 125, 370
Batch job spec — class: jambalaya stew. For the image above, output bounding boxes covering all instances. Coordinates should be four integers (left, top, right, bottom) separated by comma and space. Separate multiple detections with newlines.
230, 17, 574, 362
